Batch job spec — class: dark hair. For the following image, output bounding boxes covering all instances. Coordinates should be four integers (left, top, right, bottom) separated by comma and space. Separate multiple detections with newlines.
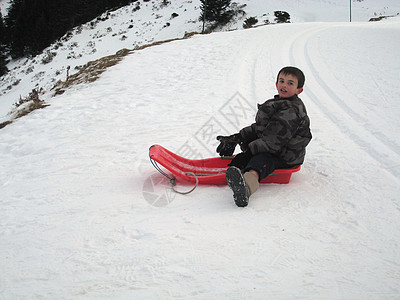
277, 66, 305, 88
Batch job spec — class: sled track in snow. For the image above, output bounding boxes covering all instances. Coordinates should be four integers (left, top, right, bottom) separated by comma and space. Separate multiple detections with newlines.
289, 26, 400, 178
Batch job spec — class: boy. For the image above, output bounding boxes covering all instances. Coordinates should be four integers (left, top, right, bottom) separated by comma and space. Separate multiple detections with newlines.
216, 66, 312, 207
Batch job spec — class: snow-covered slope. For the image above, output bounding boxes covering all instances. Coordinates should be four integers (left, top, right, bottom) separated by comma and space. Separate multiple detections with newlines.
1, 1, 400, 299
1, 0, 400, 121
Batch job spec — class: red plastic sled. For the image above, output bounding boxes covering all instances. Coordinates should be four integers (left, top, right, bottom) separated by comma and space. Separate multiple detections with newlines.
149, 144, 300, 185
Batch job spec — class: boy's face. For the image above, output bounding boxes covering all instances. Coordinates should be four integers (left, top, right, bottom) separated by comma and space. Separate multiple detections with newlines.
276, 73, 303, 98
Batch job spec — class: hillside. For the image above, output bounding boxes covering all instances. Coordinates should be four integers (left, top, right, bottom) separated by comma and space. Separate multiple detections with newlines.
1, 0, 400, 299
1, 0, 400, 123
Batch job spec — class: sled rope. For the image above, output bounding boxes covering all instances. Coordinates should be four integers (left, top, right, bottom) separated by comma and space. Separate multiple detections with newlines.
149, 155, 176, 184
149, 155, 198, 194
172, 172, 199, 195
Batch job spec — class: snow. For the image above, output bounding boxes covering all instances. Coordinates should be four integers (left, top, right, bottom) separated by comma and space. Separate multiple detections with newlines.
1, 0, 400, 299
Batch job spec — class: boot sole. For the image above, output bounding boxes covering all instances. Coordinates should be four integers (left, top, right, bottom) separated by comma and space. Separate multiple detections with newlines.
226, 166, 250, 207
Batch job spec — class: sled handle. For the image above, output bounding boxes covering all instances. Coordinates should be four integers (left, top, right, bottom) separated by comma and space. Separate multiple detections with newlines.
172, 172, 199, 195
150, 155, 198, 194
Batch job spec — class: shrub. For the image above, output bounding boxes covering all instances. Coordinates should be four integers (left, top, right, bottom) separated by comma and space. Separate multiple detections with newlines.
133, 3, 141, 12
41, 51, 57, 65
243, 17, 258, 28
274, 11, 291, 23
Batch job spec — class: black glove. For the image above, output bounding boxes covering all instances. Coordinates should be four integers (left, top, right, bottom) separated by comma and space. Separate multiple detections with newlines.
216, 134, 242, 156
228, 151, 252, 170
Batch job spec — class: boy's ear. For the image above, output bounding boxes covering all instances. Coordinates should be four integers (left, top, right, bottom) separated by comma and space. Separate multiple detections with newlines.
296, 87, 303, 95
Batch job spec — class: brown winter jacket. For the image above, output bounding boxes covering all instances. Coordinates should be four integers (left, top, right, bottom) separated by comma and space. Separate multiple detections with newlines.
239, 94, 312, 166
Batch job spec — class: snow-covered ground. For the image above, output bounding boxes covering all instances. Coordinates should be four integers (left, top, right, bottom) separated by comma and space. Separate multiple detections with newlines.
1, 0, 400, 299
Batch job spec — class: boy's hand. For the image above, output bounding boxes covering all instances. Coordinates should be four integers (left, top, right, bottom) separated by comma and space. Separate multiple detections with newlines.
216, 134, 242, 156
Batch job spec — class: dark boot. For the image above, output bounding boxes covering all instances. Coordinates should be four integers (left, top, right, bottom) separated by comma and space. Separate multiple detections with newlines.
226, 166, 250, 207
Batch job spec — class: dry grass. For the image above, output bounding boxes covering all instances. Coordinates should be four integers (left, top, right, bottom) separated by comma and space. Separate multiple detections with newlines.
14, 101, 50, 119
52, 48, 133, 95
51, 33, 199, 96
1, 89, 50, 129
1, 32, 200, 130
0, 120, 12, 129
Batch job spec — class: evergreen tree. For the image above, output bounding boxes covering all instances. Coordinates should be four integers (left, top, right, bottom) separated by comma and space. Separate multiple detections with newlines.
200, 0, 233, 25
0, 11, 9, 76
4, 0, 136, 59
5, 0, 34, 57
